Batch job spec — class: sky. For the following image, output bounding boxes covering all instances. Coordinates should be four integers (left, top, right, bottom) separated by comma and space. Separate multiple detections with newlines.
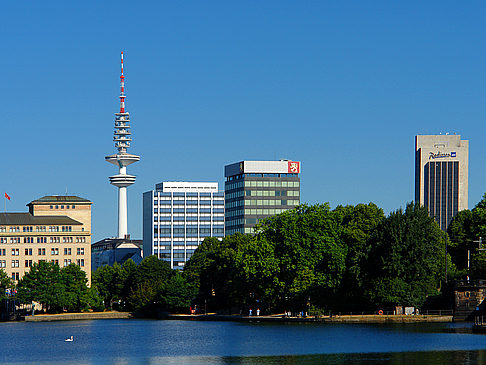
1, 1, 486, 241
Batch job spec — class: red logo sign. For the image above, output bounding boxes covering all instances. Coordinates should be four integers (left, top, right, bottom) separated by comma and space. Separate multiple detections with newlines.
288, 161, 300, 173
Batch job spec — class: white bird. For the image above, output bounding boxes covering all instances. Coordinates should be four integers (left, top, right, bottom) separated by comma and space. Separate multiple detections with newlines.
65, 336, 73, 342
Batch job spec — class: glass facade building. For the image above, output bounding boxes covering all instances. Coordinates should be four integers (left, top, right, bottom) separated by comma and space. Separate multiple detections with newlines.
415, 135, 468, 231
143, 182, 225, 269
225, 160, 301, 235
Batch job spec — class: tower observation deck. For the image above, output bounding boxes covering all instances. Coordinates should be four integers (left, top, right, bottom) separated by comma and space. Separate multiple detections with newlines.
105, 52, 140, 239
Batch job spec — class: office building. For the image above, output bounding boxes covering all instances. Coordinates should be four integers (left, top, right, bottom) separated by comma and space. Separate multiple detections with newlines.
415, 134, 469, 231
0, 196, 92, 284
143, 182, 225, 269
225, 160, 301, 235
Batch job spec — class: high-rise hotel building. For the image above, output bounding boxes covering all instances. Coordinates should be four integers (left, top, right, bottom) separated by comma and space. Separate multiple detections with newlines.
143, 182, 225, 269
0, 196, 92, 284
225, 160, 301, 235
415, 135, 469, 231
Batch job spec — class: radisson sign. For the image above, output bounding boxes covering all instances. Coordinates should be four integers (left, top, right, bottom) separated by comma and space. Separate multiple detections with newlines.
429, 151, 457, 160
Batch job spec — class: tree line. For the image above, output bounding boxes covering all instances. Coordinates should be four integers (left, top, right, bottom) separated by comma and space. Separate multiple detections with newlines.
2, 195, 485, 316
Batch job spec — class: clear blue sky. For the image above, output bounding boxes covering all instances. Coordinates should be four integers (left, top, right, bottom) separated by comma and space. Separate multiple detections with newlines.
2, 1, 486, 241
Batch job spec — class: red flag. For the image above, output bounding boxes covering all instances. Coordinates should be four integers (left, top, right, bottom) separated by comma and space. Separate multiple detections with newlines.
5, 193, 10, 201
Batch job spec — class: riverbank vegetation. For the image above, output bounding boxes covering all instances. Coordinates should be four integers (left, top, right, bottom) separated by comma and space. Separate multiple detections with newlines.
4, 195, 486, 316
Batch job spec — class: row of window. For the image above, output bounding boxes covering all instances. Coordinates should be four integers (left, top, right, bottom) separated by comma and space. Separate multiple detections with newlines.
226, 180, 299, 190
243, 208, 292, 216
0, 226, 75, 233
49, 205, 76, 210
7, 260, 86, 279
155, 208, 224, 213
0, 247, 85, 256
243, 200, 299, 207
245, 190, 299, 197
154, 200, 224, 206
0, 237, 87, 244
153, 192, 224, 198
155, 228, 224, 234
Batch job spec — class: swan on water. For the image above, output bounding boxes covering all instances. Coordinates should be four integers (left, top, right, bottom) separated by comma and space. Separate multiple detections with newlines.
65, 336, 73, 342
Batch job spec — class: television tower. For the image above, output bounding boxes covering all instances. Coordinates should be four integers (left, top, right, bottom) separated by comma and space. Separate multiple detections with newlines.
105, 52, 140, 238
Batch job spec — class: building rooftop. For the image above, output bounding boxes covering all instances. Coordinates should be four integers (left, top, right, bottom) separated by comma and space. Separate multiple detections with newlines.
0, 213, 82, 226
225, 160, 301, 177
92, 237, 142, 250
28, 196, 92, 205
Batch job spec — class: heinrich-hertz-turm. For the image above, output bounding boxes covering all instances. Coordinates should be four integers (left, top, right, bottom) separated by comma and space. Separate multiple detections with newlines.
105, 52, 140, 238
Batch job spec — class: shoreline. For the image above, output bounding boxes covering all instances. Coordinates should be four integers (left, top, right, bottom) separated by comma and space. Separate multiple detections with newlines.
167, 313, 453, 323
24, 311, 132, 322
23, 311, 453, 323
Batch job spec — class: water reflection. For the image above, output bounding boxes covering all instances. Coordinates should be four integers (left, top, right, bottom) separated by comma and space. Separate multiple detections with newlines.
0, 320, 485, 364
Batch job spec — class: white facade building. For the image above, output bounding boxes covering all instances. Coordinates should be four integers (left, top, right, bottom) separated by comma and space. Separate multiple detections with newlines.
143, 182, 225, 269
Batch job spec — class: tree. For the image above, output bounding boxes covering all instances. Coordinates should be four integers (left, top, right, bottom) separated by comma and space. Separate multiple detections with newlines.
250, 204, 347, 311
157, 272, 197, 313
333, 203, 385, 309
60, 264, 89, 312
0, 270, 13, 301
364, 202, 447, 308
17, 261, 67, 313
92, 264, 118, 309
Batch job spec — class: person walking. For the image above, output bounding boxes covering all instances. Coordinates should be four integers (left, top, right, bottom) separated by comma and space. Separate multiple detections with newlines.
256, 308, 260, 316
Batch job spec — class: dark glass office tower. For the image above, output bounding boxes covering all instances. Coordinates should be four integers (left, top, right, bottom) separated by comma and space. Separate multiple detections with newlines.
225, 160, 301, 235
415, 135, 468, 231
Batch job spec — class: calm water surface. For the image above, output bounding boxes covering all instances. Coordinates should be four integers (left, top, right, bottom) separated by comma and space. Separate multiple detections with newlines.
0, 319, 485, 364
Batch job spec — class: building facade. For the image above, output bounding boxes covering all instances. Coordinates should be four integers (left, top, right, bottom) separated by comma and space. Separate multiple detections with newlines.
0, 196, 92, 284
415, 134, 469, 231
225, 160, 301, 235
91, 237, 143, 272
143, 182, 225, 269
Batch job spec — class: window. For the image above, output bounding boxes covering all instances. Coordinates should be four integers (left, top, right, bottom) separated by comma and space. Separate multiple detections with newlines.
77, 259, 84, 267
76, 237, 86, 243
51, 248, 59, 255
0, 238, 7, 244
11, 272, 19, 281
25, 260, 33, 267
62, 237, 73, 243
24, 237, 34, 243
36, 226, 46, 232
9, 238, 20, 244
11, 260, 19, 268
63, 259, 71, 267
37, 237, 47, 243
38, 248, 46, 256
0, 260, 5, 268
72, 205, 75, 209
11, 249, 19, 256
50, 205, 53, 209
0, 227, 5, 233
64, 248, 72, 255
50, 237, 60, 243
51, 259, 59, 265
24, 248, 32, 256
0, 249, 5, 256
77, 247, 85, 255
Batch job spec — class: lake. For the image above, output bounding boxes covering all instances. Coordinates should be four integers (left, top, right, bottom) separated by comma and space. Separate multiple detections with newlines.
0, 319, 486, 364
